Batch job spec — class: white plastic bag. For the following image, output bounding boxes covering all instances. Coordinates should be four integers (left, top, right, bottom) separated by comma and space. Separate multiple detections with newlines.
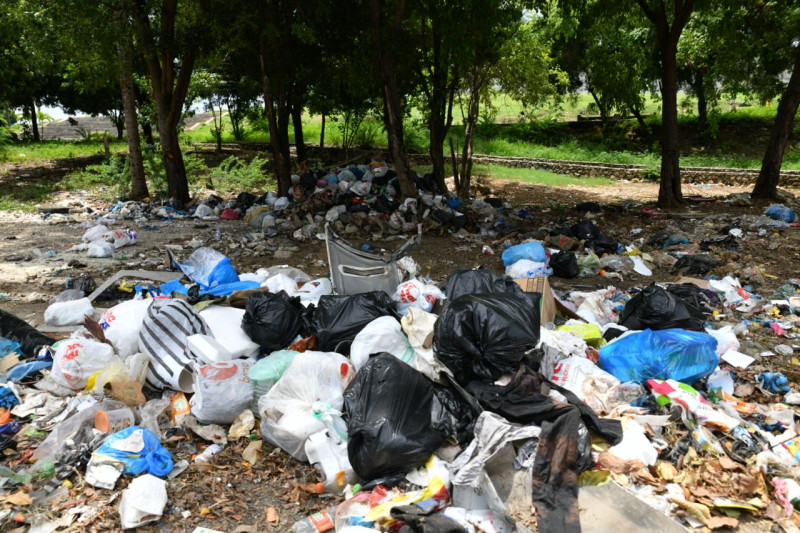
105, 229, 136, 249
296, 278, 333, 303
607, 419, 659, 466
198, 306, 260, 359
100, 300, 153, 358
82, 224, 109, 243
706, 326, 740, 356
190, 360, 255, 424
44, 297, 94, 326
392, 279, 444, 315
87, 240, 114, 258
52, 337, 123, 390
259, 352, 354, 461
119, 474, 167, 529
504, 259, 552, 279
350, 316, 416, 371
542, 356, 618, 399
264, 273, 298, 295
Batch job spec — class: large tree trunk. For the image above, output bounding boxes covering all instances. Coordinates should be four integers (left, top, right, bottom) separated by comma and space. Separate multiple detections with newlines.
368, 0, 417, 198
657, 39, 683, 208
291, 102, 306, 162
117, 33, 149, 200
320, 113, 326, 150
694, 71, 708, 135
457, 73, 481, 199
131, 0, 195, 204
158, 116, 189, 204
752, 47, 800, 200
142, 122, 154, 145
30, 101, 39, 142
259, 38, 292, 196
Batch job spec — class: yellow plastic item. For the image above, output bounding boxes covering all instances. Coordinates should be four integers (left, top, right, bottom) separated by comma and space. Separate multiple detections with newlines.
555, 323, 605, 348
366, 475, 447, 523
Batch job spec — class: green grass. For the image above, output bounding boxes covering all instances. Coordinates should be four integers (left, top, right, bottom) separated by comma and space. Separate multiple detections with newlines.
471, 164, 613, 186
0, 139, 128, 163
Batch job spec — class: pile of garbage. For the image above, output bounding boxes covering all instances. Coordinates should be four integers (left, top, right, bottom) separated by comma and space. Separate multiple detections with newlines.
3, 196, 800, 532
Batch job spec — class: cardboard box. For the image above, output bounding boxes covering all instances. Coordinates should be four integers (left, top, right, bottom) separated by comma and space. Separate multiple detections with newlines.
514, 276, 557, 324
514, 276, 584, 324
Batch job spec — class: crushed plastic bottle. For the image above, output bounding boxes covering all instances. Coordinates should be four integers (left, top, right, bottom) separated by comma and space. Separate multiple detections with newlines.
292, 505, 338, 533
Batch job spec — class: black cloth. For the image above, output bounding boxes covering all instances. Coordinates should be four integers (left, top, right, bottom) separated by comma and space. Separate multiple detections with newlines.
392, 505, 466, 533
467, 367, 623, 533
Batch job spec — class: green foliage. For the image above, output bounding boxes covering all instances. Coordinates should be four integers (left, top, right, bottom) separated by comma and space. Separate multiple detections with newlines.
206, 156, 273, 191
80, 155, 132, 199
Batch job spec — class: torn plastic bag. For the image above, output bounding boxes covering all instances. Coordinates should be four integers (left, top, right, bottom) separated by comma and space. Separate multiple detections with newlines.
259, 351, 354, 461
138, 299, 211, 392
0, 310, 54, 357
434, 292, 541, 384
241, 291, 308, 352
599, 328, 718, 384
343, 354, 455, 482
171, 247, 239, 289
190, 360, 255, 424
549, 251, 578, 279
444, 267, 522, 303
619, 283, 706, 332
93, 426, 173, 476
311, 291, 396, 352
326, 223, 420, 296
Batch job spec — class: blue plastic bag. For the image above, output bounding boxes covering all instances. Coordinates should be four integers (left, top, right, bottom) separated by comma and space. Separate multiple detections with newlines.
502, 241, 546, 267
94, 427, 173, 477
159, 279, 259, 297
765, 204, 797, 223
599, 328, 718, 384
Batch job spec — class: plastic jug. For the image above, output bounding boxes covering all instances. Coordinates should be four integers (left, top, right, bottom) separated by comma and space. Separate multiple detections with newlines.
304, 430, 356, 494
296, 278, 333, 302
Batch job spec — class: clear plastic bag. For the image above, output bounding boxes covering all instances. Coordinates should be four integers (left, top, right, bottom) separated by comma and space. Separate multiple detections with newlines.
44, 298, 94, 326
350, 316, 415, 371
190, 360, 255, 424
52, 337, 123, 390
259, 351, 354, 461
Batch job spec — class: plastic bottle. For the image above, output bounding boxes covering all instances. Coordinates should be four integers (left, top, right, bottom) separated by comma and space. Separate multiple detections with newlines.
291, 506, 338, 533
194, 443, 223, 463
304, 430, 356, 494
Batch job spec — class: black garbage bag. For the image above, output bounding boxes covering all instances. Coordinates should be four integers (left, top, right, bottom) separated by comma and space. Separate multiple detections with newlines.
666, 283, 713, 314
241, 291, 308, 351
570, 220, 600, 240
672, 254, 721, 275
311, 292, 396, 352
344, 354, 455, 482
391, 505, 466, 533
619, 283, 706, 332
585, 233, 619, 255
574, 201, 602, 212
434, 292, 541, 384
444, 267, 522, 303
0, 309, 55, 357
66, 275, 97, 295
236, 192, 257, 210
549, 251, 579, 279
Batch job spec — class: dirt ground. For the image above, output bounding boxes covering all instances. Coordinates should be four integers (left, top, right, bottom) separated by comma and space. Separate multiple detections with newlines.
2, 175, 800, 531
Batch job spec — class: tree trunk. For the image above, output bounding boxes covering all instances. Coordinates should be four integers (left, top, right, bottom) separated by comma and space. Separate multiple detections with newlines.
369, 0, 417, 198
259, 38, 292, 196
658, 38, 683, 208
115, 113, 125, 141
589, 89, 610, 143
117, 34, 149, 200
458, 76, 480, 199
695, 71, 708, 135
752, 47, 800, 200
629, 105, 652, 146
291, 103, 306, 162
320, 113, 326, 150
158, 116, 189, 204
142, 122, 154, 145
30, 101, 40, 142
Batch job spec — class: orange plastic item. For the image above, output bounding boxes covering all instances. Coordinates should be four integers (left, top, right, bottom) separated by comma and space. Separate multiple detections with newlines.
94, 411, 110, 433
